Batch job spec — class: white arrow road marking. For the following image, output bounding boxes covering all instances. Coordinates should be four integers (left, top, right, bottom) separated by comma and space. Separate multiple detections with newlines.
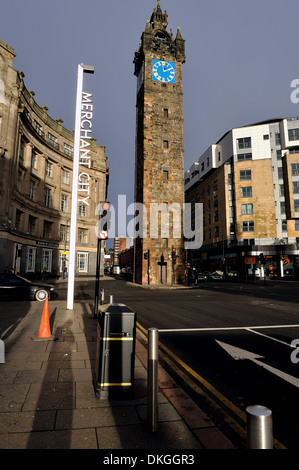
216, 340, 299, 389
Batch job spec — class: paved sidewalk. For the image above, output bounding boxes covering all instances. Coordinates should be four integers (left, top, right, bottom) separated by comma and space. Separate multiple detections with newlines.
0, 298, 235, 450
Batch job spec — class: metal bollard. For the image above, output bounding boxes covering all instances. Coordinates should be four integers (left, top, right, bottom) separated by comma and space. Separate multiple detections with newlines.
100, 289, 105, 305
246, 405, 273, 449
109, 295, 114, 304
147, 328, 159, 433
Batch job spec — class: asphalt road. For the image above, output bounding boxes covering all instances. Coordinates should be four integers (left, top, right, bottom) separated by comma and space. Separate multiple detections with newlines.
2, 276, 299, 448
95, 277, 299, 449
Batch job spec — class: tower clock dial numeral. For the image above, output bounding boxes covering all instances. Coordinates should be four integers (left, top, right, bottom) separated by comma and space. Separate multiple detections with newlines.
152, 59, 175, 84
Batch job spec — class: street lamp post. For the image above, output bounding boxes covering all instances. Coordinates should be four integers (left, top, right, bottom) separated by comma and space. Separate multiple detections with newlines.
67, 63, 94, 310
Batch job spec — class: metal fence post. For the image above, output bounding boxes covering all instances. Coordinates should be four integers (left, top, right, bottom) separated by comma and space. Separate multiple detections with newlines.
148, 328, 159, 433
246, 405, 273, 449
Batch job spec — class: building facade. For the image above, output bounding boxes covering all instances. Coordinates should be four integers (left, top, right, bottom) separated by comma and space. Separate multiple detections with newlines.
185, 118, 299, 279
0, 39, 108, 277
133, 1, 186, 285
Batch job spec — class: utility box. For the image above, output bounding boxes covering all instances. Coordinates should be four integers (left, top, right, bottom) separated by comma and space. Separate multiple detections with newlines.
95, 303, 136, 399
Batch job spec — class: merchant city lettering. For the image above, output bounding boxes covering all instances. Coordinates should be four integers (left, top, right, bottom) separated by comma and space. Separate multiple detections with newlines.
78, 92, 93, 206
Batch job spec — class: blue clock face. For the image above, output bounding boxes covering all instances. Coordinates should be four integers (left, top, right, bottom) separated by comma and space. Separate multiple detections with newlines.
152, 60, 175, 84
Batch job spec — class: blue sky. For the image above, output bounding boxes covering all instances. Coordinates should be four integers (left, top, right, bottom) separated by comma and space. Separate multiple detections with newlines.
2, 0, 299, 242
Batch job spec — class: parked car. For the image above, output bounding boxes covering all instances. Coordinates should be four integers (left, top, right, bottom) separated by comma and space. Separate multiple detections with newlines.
0, 273, 56, 301
196, 273, 207, 282
203, 271, 223, 281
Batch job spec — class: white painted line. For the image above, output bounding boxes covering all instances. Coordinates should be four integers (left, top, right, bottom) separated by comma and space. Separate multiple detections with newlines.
245, 328, 297, 348
159, 324, 299, 333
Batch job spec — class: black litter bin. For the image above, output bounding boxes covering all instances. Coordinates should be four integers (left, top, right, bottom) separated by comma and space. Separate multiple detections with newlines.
95, 303, 136, 399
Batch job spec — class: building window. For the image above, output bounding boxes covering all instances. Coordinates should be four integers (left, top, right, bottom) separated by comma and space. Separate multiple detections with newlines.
31, 150, 37, 169
276, 150, 282, 159
293, 182, 299, 194
44, 187, 51, 208
280, 201, 286, 214
162, 238, 168, 248
34, 121, 43, 136
29, 180, 35, 200
43, 221, 52, 239
242, 221, 254, 232
42, 249, 53, 271
77, 252, 88, 273
291, 163, 299, 176
294, 199, 299, 212
213, 180, 218, 191
15, 209, 23, 231
214, 195, 218, 207
79, 202, 86, 217
278, 167, 283, 179
241, 203, 253, 215
62, 169, 69, 184
61, 194, 68, 212
275, 133, 281, 146
19, 139, 25, 164
17, 170, 22, 191
60, 224, 69, 242
163, 140, 169, 149
289, 128, 299, 141
215, 226, 219, 237
238, 137, 251, 149
163, 108, 168, 118
46, 161, 53, 177
279, 184, 285, 197
78, 228, 88, 244
263, 134, 269, 140
163, 170, 169, 180
282, 220, 287, 232
237, 153, 252, 161
295, 219, 299, 231
79, 175, 88, 191
241, 186, 252, 198
240, 170, 251, 181
48, 132, 58, 149
26, 247, 36, 273
63, 143, 73, 157
28, 215, 36, 235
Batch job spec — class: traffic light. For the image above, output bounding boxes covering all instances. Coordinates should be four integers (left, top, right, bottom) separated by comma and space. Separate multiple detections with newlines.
172, 247, 176, 259
99, 201, 111, 232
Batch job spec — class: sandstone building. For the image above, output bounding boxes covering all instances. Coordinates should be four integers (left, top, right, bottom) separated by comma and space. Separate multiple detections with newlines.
0, 39, 108, 277
185, 118, 299, 279
133, 1, 186, 285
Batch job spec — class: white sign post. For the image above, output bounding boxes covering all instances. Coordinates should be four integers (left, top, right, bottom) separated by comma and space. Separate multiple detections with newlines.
67, 63, 94, 310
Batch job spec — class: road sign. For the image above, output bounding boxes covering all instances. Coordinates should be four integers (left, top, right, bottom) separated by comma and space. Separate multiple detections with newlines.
99, 230, 108, 240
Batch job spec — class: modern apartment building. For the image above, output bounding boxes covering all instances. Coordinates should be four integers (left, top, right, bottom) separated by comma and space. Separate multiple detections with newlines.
0, 39, 109, 277
185, 117, 299, 279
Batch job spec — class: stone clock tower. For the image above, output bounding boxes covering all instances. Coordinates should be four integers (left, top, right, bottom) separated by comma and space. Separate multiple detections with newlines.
133, 1, 186, 285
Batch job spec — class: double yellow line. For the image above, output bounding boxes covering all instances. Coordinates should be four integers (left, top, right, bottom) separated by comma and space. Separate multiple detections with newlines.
136, 322, 286, 449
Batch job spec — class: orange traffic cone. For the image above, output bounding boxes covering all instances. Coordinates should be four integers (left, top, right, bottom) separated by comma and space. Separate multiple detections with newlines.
33, 296, 56, 341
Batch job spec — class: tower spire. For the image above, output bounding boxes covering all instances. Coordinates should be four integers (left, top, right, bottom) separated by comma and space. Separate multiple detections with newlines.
150, 0, 168, 30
